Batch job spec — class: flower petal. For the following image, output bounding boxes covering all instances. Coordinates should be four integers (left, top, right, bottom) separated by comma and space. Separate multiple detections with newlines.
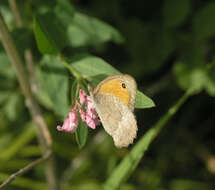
79, 88, 87, 105
57, 109, 79, 134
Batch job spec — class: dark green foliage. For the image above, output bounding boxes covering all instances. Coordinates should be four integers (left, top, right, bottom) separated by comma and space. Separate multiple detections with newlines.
75, 118, 88, 149
34, 12, 67, 54
36, 55, 69, 118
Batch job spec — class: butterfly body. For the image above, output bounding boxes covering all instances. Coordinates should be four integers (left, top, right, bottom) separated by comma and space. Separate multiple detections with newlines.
89, 74, 137, 148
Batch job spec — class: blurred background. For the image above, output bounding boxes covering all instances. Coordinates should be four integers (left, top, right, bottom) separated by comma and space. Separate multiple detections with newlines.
0, 0, 215, 189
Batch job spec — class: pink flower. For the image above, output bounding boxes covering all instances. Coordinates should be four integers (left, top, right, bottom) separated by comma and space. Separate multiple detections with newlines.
77, 99, 100, 129
79, 88, 87, 105
85, 112, 100, 129
85, 115, 96, 129
84, 95, 100, 129
57, 88, 100, 134
57, 108, 78, 133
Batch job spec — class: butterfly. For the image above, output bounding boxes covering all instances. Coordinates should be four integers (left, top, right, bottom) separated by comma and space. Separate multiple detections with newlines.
89, 74, 137, 148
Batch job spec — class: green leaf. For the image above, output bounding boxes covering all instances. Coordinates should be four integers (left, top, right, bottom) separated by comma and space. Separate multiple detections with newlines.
135, 91, 155, 109
36, 55, 69, 118
69, 54, 155, 108
33, 12, 67, 54
18, 146, 42, 157
75, 121, 88, 149
193, 3, 215, 41
88, 74, 110, 87
0, 122, 35, 160
205, 64, 215, 96
103, 91, 190, 190
54, 0, 75, 26
4, 93, 24, 121
122, 21, 175, 76
78, 79, 88, 93
12, 28, 33, 55
30, 0, 57, 14
163, 0, 191, 28
71, 79, 79, 105
173, 60, 215, 97
0, 53, 16, 93
0, 53, 16, 80
0, 91, 10, 105
69, 54, 120, 78
173, 61, 208, 94
0, 134, 12, 152
66, 12, 124, 47
0, 6, 14, 30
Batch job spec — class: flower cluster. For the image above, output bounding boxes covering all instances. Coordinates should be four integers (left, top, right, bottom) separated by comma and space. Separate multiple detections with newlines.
57, 88, 100, 133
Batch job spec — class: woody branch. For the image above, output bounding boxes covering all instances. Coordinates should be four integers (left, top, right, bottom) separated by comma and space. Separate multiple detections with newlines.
0, 12, 57, 190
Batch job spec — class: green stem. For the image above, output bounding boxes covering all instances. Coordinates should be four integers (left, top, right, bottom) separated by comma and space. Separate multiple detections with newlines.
103, 90, 191, 190
58, 54, 82, 79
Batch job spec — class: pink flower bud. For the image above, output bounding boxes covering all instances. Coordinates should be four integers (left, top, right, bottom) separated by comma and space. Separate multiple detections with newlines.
79, 88, 87, 105
57, 108, 79, 133
85, 115, 96, 129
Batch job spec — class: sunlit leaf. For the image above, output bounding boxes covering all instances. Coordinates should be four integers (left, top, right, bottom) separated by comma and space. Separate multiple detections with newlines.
69, 55, 155, 108
135, 91, 155, 109
69, 54, 119, 78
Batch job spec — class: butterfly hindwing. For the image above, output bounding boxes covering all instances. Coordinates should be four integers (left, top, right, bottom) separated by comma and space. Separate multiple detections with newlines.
92, 93, 137, 148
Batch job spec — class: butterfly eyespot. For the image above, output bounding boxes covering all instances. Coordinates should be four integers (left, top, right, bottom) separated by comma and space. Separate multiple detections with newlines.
122, 83, 126, 88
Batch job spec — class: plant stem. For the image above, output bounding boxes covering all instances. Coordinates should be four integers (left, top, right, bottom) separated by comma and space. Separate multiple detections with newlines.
103, 90, 191, 190
0, 151, 51, 189
0, 12, 57, 190
59, 54, 82, 79
8, 0, 23, 27
8, 0, 38, 94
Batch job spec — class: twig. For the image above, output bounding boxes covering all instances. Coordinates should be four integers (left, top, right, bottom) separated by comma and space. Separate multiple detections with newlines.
24, 48, 38, 93
0, 12, 57, 190
0, 151, 51, 189
8, 0, 23, 27
8, 0, 38, 94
